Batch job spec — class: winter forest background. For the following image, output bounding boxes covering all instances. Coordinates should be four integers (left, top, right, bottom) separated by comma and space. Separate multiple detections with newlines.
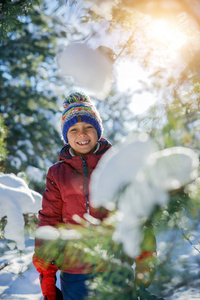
0, 0, 200, 299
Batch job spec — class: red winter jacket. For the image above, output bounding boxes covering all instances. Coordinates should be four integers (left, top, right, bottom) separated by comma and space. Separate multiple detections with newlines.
36, 138, 112, 274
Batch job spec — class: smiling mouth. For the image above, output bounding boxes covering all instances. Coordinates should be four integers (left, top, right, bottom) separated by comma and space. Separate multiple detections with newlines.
77, 141, 90, 145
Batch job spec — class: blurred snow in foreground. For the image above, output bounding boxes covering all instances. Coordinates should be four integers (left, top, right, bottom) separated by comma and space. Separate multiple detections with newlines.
90, 134, 199, 257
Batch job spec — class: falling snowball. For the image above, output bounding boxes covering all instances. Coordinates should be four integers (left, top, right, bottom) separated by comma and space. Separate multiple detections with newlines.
57, 43, 113, 99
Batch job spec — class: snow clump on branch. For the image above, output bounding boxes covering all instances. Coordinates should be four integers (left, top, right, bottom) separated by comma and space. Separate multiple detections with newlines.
90, 134, 199, 257
0, 173, 42, 249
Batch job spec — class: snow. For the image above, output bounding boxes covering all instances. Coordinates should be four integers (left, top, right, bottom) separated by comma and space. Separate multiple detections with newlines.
0, 141, 199, 299
91, 133, 156, 210
10, 156, 22, 169
57, 43, 113, 99
26, 166, 45, 183
16, 150, 28, 162
0, 230, 199, 299
18, 140, 35, 156
0, 173, 42, 249
0, 237, 43, 299
90, 134, 199, 257
151, 224, 200, 299
34, 226, 60, 241
35, 226, 82, 241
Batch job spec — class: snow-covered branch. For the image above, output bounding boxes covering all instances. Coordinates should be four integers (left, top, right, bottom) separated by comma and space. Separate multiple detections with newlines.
90, 134, 199, 257
0, 173, 42, 249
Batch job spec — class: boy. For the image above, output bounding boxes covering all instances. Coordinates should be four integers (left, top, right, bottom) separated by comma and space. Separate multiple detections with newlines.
33, 92, 112, 300
33, 92, 157, 300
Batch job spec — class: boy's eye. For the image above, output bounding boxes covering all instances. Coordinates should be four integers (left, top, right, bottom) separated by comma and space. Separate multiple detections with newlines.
70, 128, 77, 132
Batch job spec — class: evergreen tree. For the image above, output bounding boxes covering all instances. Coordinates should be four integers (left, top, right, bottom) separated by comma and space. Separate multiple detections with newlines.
0, 116, 8, 171
0, 1, 66, 191
0, 0, 38, 42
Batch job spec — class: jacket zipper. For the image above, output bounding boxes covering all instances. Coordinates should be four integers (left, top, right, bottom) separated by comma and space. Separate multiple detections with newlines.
80, 157, 90, 215
80, 157, 96, 277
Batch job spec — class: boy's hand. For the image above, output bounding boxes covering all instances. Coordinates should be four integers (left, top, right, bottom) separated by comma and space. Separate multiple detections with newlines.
40, 273, 56, 300
33, 255, 63, 299
40, 273, 63, 300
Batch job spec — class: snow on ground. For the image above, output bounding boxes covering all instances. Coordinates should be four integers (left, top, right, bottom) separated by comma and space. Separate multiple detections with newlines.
0, 236, 62, 300
150, 224, 200, 299
0, 173, 44, 299
0, 237, 42, 300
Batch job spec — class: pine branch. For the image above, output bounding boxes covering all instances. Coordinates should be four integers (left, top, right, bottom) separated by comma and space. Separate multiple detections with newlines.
179, 226, 200, 254
0, 262, 10, 271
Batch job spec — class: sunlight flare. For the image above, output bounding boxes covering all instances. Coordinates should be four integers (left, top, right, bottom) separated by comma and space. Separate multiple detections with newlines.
147, 18, 187, 51
142, 17, 191, 65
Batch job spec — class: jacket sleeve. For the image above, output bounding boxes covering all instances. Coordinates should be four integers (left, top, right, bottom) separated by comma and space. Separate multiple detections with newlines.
38, 167, 63, 227
33, 167, 63, 299
33, 166, 63, 270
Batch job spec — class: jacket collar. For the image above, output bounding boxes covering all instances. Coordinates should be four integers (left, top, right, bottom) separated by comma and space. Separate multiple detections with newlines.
59, 138, 112, 162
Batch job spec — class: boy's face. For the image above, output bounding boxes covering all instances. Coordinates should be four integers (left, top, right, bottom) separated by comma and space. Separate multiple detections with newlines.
67, 122, 98, 156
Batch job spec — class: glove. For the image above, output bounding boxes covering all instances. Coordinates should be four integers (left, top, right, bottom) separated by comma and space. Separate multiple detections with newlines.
40, 273, 63, 300
40, 273, 56, 300
33, 255, 63, 300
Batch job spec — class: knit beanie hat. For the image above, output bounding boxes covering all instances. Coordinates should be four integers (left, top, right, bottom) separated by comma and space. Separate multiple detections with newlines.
61, 92, 103, 144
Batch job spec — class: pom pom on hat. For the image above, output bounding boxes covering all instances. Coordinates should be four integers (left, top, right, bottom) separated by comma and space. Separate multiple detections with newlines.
61, 92, 103, 144
63, 92, 90, 108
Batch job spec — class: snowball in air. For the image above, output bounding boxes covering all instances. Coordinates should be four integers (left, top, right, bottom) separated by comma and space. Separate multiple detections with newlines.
57, 43, 113, 99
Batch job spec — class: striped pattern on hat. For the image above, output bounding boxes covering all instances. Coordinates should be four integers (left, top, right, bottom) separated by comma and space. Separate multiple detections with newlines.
61, 92, 103, 144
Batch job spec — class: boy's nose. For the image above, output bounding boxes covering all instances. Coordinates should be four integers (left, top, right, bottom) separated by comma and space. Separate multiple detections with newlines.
79, 128, 86, 135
